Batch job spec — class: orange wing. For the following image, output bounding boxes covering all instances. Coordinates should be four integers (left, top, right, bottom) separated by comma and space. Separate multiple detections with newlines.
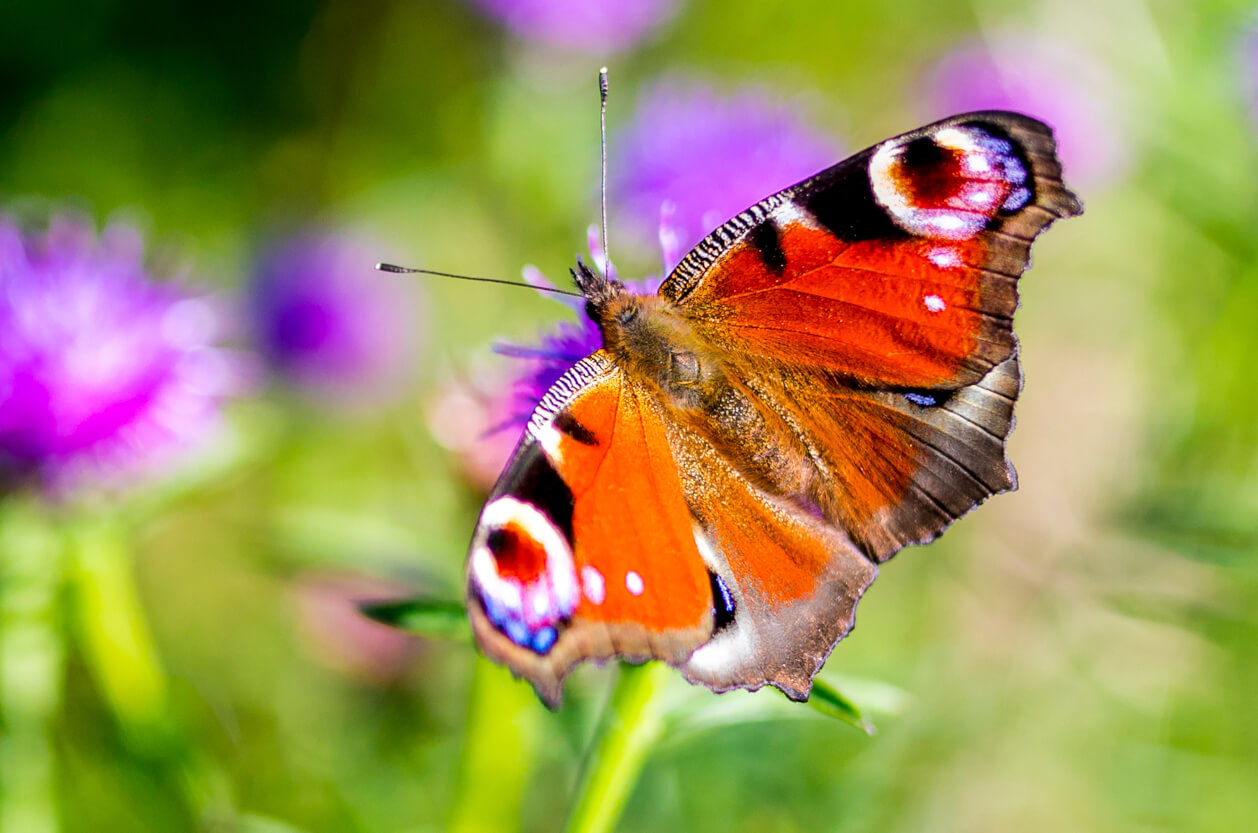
467, 354, 879, 704
663, 112, 1080, 390
467, 353, 715, 705
666, 420, 877, 699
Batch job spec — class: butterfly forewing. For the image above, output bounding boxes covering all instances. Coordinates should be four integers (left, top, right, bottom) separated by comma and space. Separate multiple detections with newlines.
656, 111, 1077, 560
662, 112, 1080, 389
467, 353, 715, 705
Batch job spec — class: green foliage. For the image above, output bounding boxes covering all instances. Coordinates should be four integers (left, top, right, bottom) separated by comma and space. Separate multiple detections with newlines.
359, 597, 471, 642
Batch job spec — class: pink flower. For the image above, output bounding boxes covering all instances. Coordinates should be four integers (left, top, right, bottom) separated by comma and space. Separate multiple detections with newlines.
294, 572, 420, 685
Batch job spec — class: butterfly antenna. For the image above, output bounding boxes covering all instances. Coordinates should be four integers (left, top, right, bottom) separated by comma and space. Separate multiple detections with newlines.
376, 263, 583, 298
598, 66, 611, 280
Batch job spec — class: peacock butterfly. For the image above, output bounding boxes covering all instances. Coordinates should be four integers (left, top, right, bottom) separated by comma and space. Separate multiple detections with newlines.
465, 110, 1081, 707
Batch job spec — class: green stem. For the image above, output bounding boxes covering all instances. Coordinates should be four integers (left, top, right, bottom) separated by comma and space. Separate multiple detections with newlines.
0, 502, 65, 833
447, 656, 542, 833
67, 514, 170, 752
565, 662, 671, 833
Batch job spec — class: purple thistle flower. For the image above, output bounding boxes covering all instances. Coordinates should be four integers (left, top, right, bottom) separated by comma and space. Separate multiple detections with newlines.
250, 232, 421, 408
467, 0, 680, 54
0, 214, 231, 493
921, 37, 1127, 188
612, 79, 839, 257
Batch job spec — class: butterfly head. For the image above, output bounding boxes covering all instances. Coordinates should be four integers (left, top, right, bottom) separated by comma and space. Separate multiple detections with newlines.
570, 256, 625, 319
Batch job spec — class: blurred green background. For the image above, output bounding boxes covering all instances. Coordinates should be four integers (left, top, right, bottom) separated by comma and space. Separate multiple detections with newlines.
2, 0, 1257, 831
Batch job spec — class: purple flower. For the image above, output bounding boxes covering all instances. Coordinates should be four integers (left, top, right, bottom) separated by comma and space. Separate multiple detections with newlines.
921, 37, 1126, 188
613, 80, 839, 257
0, 214, 231, 492
467, 0, 680, 53
250, 233, 421, 408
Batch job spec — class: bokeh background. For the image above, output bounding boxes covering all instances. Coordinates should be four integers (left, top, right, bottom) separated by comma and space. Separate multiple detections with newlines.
1, 0, 1256, 831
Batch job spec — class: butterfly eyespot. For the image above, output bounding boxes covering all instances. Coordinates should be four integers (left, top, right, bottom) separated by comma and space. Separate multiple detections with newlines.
470, 496, 579, 655
869, 124, 1035, 241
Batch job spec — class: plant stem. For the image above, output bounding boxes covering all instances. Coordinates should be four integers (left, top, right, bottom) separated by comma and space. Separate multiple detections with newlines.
565, 662, 671, 833
447, 656, 542, 833
0, 502, 65, 833
68, 513, 170, 752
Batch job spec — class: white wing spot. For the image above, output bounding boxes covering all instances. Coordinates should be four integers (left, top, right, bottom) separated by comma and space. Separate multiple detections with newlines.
927, 247, 961, 268
924, 294, 947, 313
581, 565, 606, 605
625, 570, 645, 596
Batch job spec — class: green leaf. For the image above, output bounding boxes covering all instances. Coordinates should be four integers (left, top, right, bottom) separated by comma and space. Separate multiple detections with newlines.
357, 597, 470, 641
806, 678, 874, 735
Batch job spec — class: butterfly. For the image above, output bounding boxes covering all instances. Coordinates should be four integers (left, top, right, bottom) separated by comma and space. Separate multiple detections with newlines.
466, 111, 1082, 707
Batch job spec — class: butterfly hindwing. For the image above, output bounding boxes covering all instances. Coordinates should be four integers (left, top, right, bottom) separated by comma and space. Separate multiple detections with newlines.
665, 420, 877, 699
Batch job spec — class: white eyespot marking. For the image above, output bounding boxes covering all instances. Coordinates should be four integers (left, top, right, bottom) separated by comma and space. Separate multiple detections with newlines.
581, 565, 605, 605
470, 496, 578, 651
959, 182, 998, 208
933, 126, 983, 154
965, 155, 992, 174
924, 294, 947, 313
625, 570, 645, 596
927, 247, 962, 268
870, 125, 1032, 242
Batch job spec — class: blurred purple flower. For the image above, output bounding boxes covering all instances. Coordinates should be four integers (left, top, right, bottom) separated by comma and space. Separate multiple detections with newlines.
0, 214, 231, 493
250, 233, 420, 408
467, 0, 680, 53
921, 37, 1126, 188
613, 80, 839, 256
